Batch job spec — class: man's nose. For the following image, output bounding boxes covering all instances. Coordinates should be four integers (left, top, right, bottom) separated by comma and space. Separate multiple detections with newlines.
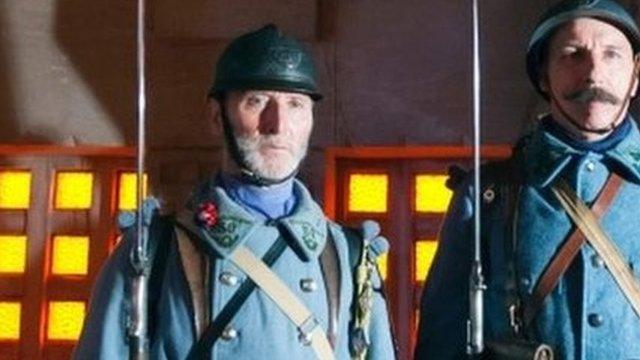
583, 52, 605, 85
259, 99, 283, 134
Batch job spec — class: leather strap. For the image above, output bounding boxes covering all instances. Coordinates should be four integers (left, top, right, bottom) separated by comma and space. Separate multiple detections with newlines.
175, 226, 210, 338
552, 177, 640, 319
185, 235, 288, 360
231, 245, 335, 360
523, 173, 624, 326
319, 228, 340, 349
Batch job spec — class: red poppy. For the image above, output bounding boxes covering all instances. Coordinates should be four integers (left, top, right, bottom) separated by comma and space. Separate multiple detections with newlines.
196, 201, 218, 228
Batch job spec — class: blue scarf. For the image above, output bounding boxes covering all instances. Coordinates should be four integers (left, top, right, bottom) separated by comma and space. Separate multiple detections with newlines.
220, 174, 297, 220
541, 114, 632, 153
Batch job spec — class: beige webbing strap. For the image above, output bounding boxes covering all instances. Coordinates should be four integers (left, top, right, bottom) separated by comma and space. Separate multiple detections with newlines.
230, 246, 335, 360
552, 179, 640, 319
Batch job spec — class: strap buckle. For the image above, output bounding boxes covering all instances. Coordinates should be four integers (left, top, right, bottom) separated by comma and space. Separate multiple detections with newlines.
298, 316, 320, 346
508, 302, 522, 335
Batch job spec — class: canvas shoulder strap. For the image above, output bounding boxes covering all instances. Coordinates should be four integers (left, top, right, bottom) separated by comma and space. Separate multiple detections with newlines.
175, 213, 339, 360
551, 175, 640, 319
230, 245, 335, 360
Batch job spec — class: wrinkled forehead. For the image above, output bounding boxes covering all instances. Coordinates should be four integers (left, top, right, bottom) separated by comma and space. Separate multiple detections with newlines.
549, 17, 634, 52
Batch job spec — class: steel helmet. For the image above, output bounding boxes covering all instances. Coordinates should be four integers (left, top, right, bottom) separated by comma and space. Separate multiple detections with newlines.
526, 0, 640, 99
210, 24, 322, 100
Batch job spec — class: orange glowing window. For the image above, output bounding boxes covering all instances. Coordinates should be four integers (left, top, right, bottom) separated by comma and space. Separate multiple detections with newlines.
118, 172, 148, 211
0, 235, 27, 274
377, 252, 389, 280
415, 240, 439, 282
47, 301, 85, 341
415, 174, 453, 213
51, 236, 89, 276
0, 302, 21, 340
348, 174, 388, 213
0, 171, 31, 209
54, 172, 94, 210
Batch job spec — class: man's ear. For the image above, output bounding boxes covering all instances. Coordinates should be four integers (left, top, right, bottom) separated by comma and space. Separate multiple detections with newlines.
207, 98, 222, 128
539, 72, 550, 93
630, 55, 640, 98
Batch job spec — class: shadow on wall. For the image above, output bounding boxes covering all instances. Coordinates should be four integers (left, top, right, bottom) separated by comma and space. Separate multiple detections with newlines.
53, 0, 137, 144
0, 3, 19, 142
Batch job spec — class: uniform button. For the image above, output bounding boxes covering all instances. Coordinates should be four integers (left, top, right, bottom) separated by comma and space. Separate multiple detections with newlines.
519, 277, 531, 288
219, 271, 239, 286
482, 188, 496, 204
591, 254, 604, 268
588, 313, 604, 327
300, 278, 318, 292
221, 325, 238, 340
585, 161, 596, 172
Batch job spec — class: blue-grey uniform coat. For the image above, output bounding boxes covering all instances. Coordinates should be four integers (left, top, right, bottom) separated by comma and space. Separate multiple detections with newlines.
74, 179, 395, 359
415, 119, 640, 359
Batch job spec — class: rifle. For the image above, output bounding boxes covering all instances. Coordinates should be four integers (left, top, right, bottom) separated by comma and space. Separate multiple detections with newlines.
128, 0, 150, 358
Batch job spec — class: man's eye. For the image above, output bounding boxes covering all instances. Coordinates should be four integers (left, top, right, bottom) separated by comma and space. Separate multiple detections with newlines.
560, 48, 582, 59
288, 99, 305, 109
246, 95, 266, 107
604, 49, 621, 59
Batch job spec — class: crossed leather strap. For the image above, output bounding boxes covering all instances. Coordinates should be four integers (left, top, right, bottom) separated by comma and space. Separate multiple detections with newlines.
173, 213, 339, 360
523, 173, 624, 326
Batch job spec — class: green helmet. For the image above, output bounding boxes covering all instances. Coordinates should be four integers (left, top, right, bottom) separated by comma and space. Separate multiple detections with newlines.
526, 0, 640, 99
210, 24, 322, 100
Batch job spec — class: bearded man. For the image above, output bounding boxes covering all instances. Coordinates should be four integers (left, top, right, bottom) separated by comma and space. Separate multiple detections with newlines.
74, 25, 395, 360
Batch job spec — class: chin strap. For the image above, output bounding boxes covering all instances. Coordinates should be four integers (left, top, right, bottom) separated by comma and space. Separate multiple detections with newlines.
547, 55, 640, 136
219, 104, 299, 186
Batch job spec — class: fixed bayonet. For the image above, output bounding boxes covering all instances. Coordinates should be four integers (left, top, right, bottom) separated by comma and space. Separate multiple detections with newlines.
129, 0, 150, 358
467, 0, 486, 356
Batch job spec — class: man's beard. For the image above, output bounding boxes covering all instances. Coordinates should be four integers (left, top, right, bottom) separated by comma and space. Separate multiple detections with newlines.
235, 134, 308, 182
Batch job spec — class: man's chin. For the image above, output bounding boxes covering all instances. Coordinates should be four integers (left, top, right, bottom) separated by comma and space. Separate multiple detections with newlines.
249, 164, 298, 183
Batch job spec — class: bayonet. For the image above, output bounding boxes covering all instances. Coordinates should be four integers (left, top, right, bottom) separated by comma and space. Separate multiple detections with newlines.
467, 0, 486, 356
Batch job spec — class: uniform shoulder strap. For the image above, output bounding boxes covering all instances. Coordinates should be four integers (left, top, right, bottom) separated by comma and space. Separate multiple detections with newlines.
146, 214, 177, 339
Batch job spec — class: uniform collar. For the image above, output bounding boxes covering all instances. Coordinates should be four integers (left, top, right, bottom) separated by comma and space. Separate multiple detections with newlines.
523, 116, 640, 187
181, 177, 327, 261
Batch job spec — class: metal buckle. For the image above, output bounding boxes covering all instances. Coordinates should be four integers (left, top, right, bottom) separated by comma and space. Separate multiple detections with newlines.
509, 303, 522, 335
298, 316, 319, 346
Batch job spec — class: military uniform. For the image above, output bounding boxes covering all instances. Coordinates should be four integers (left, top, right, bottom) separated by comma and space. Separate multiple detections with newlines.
415, 117, 640, 359
74, 178, 395, 359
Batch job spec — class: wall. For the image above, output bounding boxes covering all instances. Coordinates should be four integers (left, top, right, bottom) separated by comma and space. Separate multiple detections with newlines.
2, 0, 638, 205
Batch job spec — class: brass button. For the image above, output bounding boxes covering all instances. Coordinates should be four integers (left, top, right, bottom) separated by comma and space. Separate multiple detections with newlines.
219, 271, 239, 286
221, 325, 238, 340
300, 278, 318, 293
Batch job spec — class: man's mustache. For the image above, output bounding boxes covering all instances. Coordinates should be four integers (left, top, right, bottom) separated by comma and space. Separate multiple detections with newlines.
564, 87, 620, 105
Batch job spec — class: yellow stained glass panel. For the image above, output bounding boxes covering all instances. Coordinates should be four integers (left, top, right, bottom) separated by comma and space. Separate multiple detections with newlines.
47, 301, 85, 341
51, 236, 89, 276
55, 172, 93, 209
415, 240, 439, 282
0, 302, 21, 340
348, 174, 388, 213
0, 171, 31, 209
0, 235, 27, 273
415, 174, 453, 213
118, 172, 148, 211
377, 252, 388, 280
